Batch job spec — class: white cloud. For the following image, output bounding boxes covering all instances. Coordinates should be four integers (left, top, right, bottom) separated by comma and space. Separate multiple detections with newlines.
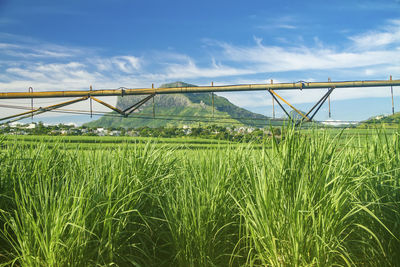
1, 19, 400, 123
3, 62, 97, 87
350, 32, 400, 50
158, 58, 253, 79
94, 56, 141, 73
349, 19, 400, 50
0, 39, 87, 59
218, 42, 400, 72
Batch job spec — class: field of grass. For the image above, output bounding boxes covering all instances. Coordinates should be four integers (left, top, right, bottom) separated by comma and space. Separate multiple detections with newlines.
0, 127, 400, 266
0, 135, 239, 151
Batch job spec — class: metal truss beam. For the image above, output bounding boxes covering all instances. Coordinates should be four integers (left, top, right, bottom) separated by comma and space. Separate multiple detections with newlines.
268, 88, 335, 124
268, 89, 310, 121
296, 87, 335, 125
0, 79, 399, 99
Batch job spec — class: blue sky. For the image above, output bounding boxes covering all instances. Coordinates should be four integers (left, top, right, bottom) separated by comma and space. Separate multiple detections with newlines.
0, 0, 400, 124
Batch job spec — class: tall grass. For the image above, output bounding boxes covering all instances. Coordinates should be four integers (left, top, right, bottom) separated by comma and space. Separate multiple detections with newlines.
236, 128, 400, 266
0, 143, 175, 266
158, 147, 253, 266
0, 127, 399, 266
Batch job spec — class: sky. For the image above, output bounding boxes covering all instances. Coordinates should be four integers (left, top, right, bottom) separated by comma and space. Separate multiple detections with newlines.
0, 0, 400, 124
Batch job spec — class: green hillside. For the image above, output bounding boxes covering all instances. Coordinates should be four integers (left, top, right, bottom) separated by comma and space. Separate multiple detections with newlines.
85, 82, 275, 128
359, 112, 400, 128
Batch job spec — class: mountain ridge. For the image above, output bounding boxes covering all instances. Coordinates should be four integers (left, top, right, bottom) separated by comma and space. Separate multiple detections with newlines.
360, 112, 400, 126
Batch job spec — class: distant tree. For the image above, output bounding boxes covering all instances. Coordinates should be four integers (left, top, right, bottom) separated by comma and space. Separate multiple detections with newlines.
191, 127, 202, 136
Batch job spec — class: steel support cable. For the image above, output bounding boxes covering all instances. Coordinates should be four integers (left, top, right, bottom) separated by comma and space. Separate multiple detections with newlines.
0, 97, 89, 124
0, 102, 276, 122
0, 102, 276, 124
0, 102, 397, 127
0, 104, 261, 126
0, 97, 89, 122
1, 105, 326, 128
0, 99, 77, 105
1, 106, 397, 131
0, 109, 264, 126
0, 102, 395, 126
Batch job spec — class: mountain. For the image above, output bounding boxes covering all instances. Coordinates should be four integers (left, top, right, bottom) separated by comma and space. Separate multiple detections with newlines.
360, 112, 400, 127
85, 82, 276, 128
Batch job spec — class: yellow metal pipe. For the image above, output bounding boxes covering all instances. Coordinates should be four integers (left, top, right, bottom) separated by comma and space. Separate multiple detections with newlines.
0, 79, 399, 99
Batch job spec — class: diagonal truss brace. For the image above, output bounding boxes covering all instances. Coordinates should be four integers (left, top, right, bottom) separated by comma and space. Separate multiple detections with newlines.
267, 89, 310, 123
0, 96, 89, 124
90, 93, 156, 117
267, 87, 334, 124
90, 96, 125, 116
296, 87, 334, 125
122, 93, 155, 116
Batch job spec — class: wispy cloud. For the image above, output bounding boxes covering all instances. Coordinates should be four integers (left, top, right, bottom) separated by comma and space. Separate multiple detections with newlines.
0, 41, 86, 59
0, 18, 400, 121
1, 62, 101, 92
217, 39, 400, 73
256, 15, 298, 31
94, 56, 141, 73
258, 24, 297, 30
153, 58, 252, 80
349, 19, 400, 50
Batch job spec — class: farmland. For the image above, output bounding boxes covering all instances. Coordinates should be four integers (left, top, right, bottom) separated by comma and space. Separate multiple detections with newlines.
0, 126, 400, 266
0, 134, 236, 151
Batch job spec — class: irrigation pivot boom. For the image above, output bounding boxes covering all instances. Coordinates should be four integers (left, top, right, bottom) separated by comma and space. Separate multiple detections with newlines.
1, 78, 399, 124
1, 79, 399, 99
